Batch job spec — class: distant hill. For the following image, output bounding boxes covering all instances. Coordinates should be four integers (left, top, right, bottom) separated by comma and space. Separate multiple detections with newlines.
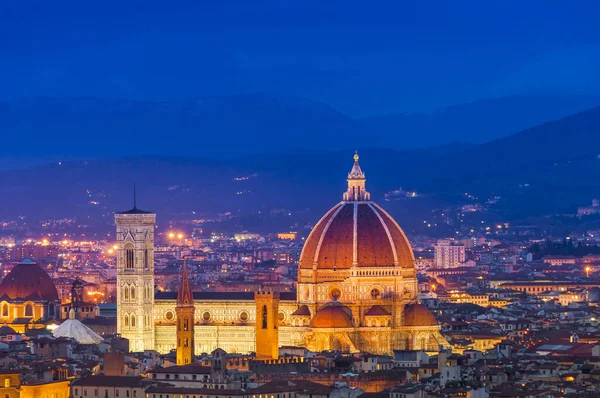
0, 94, 363, 159
2, 100, 600, 227
421, 105, 600, 217
359, 95, 600, 148
1, 94, 598, 165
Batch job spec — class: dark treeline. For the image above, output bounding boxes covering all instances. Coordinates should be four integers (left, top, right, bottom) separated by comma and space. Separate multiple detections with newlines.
529, 238, 600, 260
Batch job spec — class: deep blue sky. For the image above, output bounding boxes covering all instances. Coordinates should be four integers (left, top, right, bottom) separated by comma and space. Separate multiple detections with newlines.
2, 0, 600, 117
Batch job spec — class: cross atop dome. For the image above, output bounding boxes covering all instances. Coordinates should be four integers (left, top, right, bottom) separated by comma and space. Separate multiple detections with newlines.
343, 151, 370, 201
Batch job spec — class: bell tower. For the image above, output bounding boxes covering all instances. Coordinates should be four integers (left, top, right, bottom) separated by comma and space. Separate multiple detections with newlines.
176, 259, 195, 365
115, 189, 155, 352
254, 290, 280, 359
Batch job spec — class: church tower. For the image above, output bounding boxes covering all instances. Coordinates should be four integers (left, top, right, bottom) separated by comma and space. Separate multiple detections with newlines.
254, 290, 279, 359
115, 193, 155, 352
176, 259, 195, 365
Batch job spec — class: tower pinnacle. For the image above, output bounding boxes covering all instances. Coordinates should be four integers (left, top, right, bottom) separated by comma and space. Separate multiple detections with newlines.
343, 151, 370, 201
177, 258, 194, 306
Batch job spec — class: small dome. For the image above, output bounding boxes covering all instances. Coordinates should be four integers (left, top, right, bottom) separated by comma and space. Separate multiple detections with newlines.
364, 305, 391, 316
0, 260, 59, 301
310, 305, 353, 328
291, 305, 311, 316
403, 304, 438, 327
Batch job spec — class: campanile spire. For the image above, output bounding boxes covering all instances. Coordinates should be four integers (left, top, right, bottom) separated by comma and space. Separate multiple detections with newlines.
343, 151, 370, 201
176, 257, 195, 365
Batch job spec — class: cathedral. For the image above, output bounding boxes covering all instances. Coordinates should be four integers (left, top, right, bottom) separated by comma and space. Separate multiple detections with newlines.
116, 154, 447, 356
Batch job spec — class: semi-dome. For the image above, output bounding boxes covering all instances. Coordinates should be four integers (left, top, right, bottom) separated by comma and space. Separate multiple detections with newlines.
310, 305, 353, 328
0, 259, 59, 301
299, 153, 415, 270
403, 304, 438, 327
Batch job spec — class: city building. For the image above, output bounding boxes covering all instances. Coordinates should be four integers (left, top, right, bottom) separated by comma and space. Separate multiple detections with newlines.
116, 154, 447, 355
433, 240, 465, 268
0, 259, 62, 332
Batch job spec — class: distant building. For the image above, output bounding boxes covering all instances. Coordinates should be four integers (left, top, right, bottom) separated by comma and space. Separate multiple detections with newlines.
542, 256, 576, 266
0, 371, 70, 398
434, 240, 465, 268
578, 199, 600, 216
277, 232, 297, 240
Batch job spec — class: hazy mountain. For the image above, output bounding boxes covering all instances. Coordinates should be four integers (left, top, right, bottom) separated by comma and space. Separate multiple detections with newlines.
359, 95, 600, 148
1, 94, 598, 166
0, 94, 363, 160
3, 102, 600, 228
421, 105, 600, 216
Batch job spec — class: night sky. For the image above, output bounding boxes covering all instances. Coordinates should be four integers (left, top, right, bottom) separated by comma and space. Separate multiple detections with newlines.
2, 0, 600, 117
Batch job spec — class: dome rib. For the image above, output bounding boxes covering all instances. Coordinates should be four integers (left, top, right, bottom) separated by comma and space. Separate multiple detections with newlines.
372, 202, 416, 267
367, 203, 399, 266
313, 202, 350, 269
299, 202, 343, 269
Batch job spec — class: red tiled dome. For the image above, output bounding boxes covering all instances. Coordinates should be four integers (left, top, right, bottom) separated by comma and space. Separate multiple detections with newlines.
364, 305, 391, 316
403, 304, 438, 327
310, 305, 353, 328
299, 202, 415, 270
0, 259, 59, 301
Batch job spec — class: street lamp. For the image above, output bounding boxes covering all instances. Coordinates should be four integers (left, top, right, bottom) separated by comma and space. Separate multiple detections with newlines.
586, 266, 591, 278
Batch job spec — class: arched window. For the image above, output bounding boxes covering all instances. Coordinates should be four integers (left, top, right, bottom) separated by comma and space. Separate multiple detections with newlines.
130, 315, 136, 327
130, 287, 135, 300
123, 315, 129, 327
184, 338, 188, 347
262, 305, 268, 329
25, 304, 33, 317
144, 248, 150, 269
184, 318, 188, 331
126, 246, 134, 269
1, 304, 8, 317
124, 287, 129, 300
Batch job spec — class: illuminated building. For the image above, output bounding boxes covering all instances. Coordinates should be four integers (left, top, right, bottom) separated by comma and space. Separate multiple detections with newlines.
434, 240, 465, 268
0, 371, 70, 398
116, 154, 447, 354
176, 261, 195, 365
277, 232, 297, 240
444, 291, 490, 307
0, 259, 62, 332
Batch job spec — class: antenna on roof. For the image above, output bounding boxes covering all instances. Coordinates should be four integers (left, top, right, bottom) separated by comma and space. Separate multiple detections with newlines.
133, 182, 137, 210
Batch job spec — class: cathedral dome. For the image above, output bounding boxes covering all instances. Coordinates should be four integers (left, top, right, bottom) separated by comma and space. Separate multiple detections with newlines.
299, 154, 415, 270
403, 304, 438, 327
0, 259, 59, 301
310, 305, 353, 328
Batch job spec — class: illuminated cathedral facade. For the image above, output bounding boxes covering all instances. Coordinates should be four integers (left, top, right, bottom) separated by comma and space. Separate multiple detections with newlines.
116, 154, 447, 356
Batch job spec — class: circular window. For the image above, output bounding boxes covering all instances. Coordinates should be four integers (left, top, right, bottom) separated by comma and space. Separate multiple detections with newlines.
202, 311, 211, 322
165, 311, 174, 321
330, 288, 342, 301
239, 311, 249, 322
371, 288, 381, 299
278, 311, 285, 321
